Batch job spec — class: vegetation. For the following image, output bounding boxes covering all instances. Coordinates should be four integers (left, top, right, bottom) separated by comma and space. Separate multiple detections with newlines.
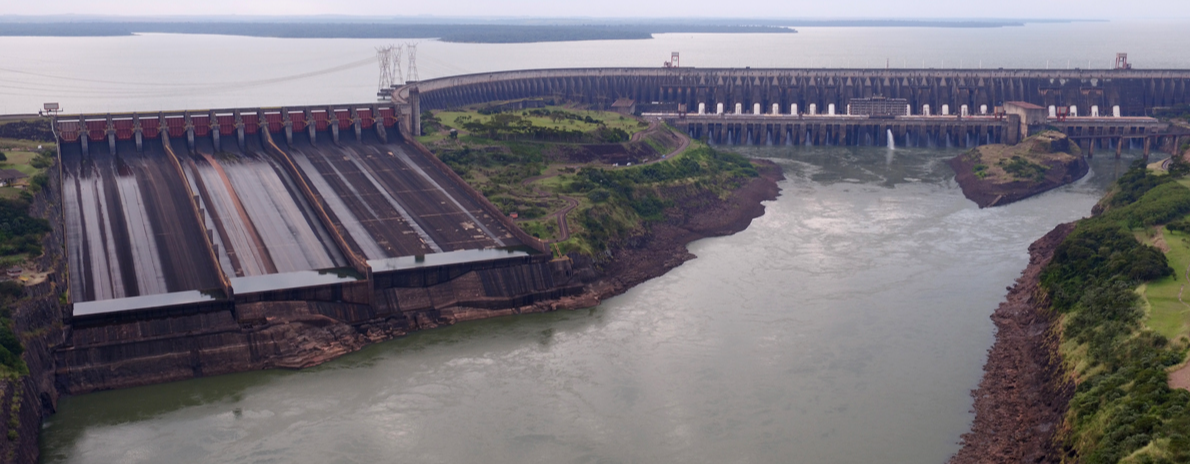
419, 103, 758, 256
962, 131, 1076, 184
997, 155, 1048, 182
558, 147, 758, 253
437, 107, 639, 143
1040, 161, 1190, 462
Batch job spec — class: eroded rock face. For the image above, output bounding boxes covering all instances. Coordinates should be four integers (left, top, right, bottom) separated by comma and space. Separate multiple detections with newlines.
950, 223, 1076, 464
948, 132, 1089, 208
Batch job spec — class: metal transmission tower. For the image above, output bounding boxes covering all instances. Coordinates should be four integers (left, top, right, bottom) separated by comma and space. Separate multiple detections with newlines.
406, 42, 419, 82
376, 44, 404, 92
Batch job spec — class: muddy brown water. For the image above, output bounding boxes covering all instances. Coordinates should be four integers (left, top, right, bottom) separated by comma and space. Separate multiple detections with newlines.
40, 145, 1136, 462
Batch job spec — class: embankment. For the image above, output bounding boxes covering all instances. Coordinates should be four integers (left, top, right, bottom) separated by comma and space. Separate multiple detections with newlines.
551, 160, 784, 309
950, 222, 1075, 463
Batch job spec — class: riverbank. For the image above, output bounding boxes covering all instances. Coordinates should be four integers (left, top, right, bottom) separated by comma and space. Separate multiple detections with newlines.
950, 222, 1074, 463
539, 160, 783, 312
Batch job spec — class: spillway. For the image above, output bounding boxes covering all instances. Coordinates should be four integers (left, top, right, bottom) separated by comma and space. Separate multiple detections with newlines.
176, 136, 347, 278
62, 140, 223, 303
57, 107, 529, 318
285, 132, 518, 261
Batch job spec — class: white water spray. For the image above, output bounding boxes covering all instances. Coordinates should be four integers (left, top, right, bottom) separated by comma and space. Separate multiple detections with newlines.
887, 129, 895, 150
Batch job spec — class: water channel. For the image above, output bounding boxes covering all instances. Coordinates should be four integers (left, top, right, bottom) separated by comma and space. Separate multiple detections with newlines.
40, 144, 1134, 462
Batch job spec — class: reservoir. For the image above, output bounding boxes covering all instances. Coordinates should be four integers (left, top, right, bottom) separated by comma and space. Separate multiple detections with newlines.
7, 20, 1176, 462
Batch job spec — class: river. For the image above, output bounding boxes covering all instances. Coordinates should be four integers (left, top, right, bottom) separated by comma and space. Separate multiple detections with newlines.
40, 144, 1132, 462
10, 20, 1173, 463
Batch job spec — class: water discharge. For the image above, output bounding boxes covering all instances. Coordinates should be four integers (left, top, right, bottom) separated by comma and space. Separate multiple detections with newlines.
41, 145, 1138, 463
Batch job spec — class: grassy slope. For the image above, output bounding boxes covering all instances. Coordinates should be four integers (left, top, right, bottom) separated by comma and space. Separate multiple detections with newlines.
1045, 163, 1190, 463
418, 104, 749, 256
1137, 178, 1190, 343
435, 106, 645, 136
1140, 225, 1190, 342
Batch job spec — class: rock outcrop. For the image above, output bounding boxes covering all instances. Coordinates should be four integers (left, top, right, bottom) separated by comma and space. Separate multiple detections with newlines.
949, 132, 1089, 208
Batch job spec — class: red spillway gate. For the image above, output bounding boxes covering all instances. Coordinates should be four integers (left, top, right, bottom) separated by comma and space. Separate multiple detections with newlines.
57, 121, 80, 142
379, 108, 396, 127
192, 115, 210, 137
141, 118, 160, 138
289, 111, 307, 132
358, 109, 374, 129
216, 115, 235, 136
334, 109, 351, 130
85, 120, 106, 142
163, 116, 185, 138
264, 112, 283, 133
114, 119, 134, 140
312, 110, 330, 131
242, 113, 258, 134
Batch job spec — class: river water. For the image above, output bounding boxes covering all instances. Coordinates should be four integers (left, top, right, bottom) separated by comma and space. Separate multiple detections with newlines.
39, 145, 1133, 463
12, 20, 1176, 463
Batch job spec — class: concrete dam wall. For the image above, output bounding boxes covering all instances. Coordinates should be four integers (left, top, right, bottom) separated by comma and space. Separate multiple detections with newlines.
392, 68, 1185, 152
406, 68, 1190, 120
50, 105, 575, 392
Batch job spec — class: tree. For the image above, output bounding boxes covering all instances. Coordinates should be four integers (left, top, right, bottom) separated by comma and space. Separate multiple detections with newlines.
0, 152, 7, 162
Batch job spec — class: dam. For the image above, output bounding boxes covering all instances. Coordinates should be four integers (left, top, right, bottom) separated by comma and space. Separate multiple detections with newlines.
50, 105, 575, 393
392, 67, 1190, 155
43, 67, 1190, 393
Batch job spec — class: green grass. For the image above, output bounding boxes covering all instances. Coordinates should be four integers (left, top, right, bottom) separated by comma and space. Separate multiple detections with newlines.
0, 138, 44, 151
0, 150, 41, 176
437, 106, 645, 136
1139, 226, 1190, 341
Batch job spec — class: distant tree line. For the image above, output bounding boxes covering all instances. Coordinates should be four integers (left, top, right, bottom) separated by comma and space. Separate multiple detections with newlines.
0, 22, 795, 43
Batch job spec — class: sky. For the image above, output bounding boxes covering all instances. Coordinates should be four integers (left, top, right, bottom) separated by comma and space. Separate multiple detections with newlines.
1, 0, 1185, 20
